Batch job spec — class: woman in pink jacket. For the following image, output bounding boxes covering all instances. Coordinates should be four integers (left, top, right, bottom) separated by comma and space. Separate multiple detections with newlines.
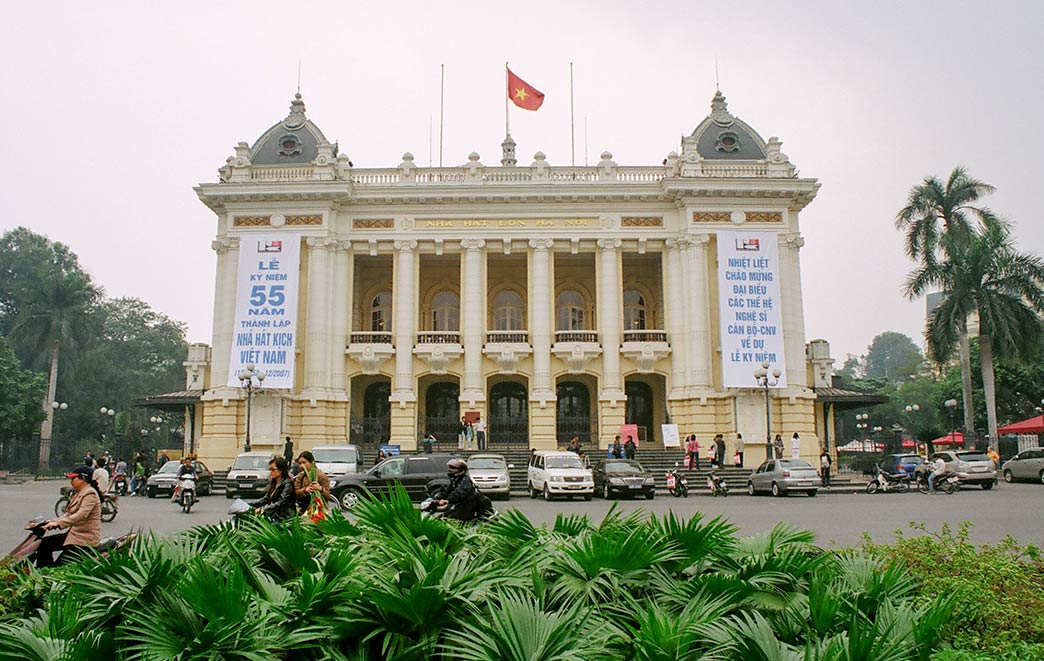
685, 435, 701, 470
34, 465, 102, 567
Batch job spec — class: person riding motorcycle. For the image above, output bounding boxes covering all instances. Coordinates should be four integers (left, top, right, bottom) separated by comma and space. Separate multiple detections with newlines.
171, 457, 196, 502
927, 456, 947, 493
438, 459, 487, 522
250, 457, 297, 523
32, 466, 102, 567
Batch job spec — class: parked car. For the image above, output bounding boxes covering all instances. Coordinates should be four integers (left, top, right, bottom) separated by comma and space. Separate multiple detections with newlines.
930, 451, 997, 489
145, 460, 214, 498
747, 459, 819, 497
880, 453, 925, 477
330, 453, 458, 510
311, 444, 363, 487
467, 454, 513, 499
527, 450, 593, 501
1001, 447, 1044, 484
225, 452, 277, 499
593, 458, 655, 500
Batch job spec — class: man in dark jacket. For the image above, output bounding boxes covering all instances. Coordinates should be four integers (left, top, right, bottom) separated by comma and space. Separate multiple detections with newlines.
439, 458, 486, 522
624, 436, 637, 460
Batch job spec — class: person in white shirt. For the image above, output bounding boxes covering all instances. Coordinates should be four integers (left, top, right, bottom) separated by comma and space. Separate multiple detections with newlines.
928, 456, 947, 493
791, 433, 801, 460
92, 461, 110, 494
735, 433, 745, 467
475, 418, 487, 450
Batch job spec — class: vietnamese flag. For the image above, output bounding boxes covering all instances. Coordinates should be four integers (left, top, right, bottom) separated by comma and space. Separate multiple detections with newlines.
507, 68, 545, 111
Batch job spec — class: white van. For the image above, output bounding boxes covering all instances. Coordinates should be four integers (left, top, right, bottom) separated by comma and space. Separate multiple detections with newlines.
311, 445, 362, 486
527, 450, 593, 501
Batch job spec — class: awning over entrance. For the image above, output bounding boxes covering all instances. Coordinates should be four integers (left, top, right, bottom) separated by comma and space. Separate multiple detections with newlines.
814, 387, 889, 408
133, 390, 203, 408
998, 416, 1044, 435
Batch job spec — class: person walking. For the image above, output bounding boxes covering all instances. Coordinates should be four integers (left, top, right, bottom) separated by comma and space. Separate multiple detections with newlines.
735, 433, 745, 468
715, 434, 726, 470
283, 436, 294, 466
624, 435, 637, 460
475, 417, 486, 450
464, 420, 475, 451
457, 416, 466, 450
773, 434, 784, 459
685, 434, 701, 470
819, 445, 832, 487
423, 432, 436, 453
791, 433, 801, 460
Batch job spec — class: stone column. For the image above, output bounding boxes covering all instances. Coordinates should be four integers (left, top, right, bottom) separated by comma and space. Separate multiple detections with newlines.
304, 237, 335, 394
528, 239, 555, 404
460, 239, 486, 407
391, 240, 418, 403
329, 241, 351, 395
778, 233, 808, 387
664, 237, 689, 397
597, 238, 625, 404
210, 235, 240, 390
684, 233, 713, 389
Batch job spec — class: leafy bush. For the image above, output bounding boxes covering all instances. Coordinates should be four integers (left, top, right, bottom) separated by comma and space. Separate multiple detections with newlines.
0, 489, 985, 660
862, 522, 1044, 659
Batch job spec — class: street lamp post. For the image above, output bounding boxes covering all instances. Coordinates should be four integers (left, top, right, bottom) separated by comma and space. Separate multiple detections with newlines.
855, 413, 870, 451
944, 399, 958, 449
237, 363, 266, 453
903, 404, 920, 454
754, 360, 781, 461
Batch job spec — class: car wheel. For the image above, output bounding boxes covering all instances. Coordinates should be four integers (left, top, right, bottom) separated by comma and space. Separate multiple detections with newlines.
543, 485, 552, 502
981, 481, 994, 490
771, 482, 782, 497
646, 491, 655, 500
1040, 470, 1044, 485
747, 481, 755, 496
529, 482, 539, 499
583, 493, 592, 501
807, 490, 817, 497
200, 482, 211, 496
1003, 470, 1015, 483
226, 492, 235, 499
339, 489, 362, 510
602, 483, 611, 500
146, 488, 156, 498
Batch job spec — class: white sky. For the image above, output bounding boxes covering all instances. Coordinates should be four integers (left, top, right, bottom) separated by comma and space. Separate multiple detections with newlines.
2, 1, 1042, 363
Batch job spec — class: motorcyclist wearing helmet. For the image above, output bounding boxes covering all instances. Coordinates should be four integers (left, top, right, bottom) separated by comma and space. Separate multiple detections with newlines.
439, 459, 479, 522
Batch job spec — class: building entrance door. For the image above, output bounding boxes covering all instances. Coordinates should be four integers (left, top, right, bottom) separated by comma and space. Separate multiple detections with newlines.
424, 382, 460, 447
351, 381, 391, 451
625, 381, 654, 444
488, 382, 529, 448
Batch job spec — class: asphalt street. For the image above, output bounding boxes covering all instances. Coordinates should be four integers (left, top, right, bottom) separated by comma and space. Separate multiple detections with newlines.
2, 479, 1041, 553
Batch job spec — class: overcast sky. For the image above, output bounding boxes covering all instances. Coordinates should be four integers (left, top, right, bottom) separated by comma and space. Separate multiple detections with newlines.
2, 1, 1042, 364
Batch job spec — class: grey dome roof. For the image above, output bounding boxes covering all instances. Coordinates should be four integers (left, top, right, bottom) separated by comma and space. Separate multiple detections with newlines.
688, 91, 766, 160
249, 93, 334, 165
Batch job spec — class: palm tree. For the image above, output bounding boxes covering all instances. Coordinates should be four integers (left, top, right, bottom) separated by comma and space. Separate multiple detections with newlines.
907, 216, 1044, 440
896, 167, 998, 438
9, 269, 97, 470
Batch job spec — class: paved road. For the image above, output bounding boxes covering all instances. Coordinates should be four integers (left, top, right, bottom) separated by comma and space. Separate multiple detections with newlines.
2, 479, 1041, 552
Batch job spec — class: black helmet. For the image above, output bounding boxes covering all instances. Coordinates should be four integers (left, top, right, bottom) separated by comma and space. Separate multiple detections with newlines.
447, 458, 468, 476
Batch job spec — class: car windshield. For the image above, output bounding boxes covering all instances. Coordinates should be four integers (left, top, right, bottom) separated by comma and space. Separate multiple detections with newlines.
546, 456, 584, 470
777, 460, 813, 469
232, 455, 270, 471
157, 461, 179, 474
604, 461, 642, 474
957, 452, 991, 462
313, 448, 358, 464
897, 455, 922, 463
469, 457, 506, 470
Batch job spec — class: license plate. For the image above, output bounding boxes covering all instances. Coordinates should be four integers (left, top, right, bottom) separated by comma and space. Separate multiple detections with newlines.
972, 466, 987, 472
629, 484, 641, 489
799, 481, 813, 486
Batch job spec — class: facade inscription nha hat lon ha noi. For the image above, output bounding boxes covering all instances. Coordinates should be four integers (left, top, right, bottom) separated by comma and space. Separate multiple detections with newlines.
163, 88, 866, 468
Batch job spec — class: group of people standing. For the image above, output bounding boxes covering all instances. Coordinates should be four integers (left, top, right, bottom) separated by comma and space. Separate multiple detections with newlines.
455, 416, 486, 451
684, 433, 744, 470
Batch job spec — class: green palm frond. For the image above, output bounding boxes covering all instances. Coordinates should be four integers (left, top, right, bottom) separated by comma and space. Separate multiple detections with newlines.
736, 522, 817, 557
550, 511, 593, 537
649, 510, 738, 571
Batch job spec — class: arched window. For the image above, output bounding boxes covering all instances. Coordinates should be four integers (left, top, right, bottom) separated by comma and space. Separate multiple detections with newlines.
623, 290, 647, 330
492, 290, 524, 330
555, 290, 585, 330
370, 292, 392, 332
431, 291, 460, 331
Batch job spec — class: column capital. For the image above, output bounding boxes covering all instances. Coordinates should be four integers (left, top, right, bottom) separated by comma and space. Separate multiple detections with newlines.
665, 235, 691, 251
333, 239, 352, 253
597, 238, 622, 251
306, 236, 338, 250
528, 238, 554, 251
461, 238, 486, 251
394, 239, 418, 252
780, 233, 805, 249
686, 231, 711, 246
211, 236, 239, 254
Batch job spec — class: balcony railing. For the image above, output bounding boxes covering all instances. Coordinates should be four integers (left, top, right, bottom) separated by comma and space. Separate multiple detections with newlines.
486, 331, 529, 344
623, 330, 668, 343
555, 330, 599, 343
417, 331, 461, 344
349, 331, 392, 344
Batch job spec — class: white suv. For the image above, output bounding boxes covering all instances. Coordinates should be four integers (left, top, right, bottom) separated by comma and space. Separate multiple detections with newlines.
528, 450, 593, 501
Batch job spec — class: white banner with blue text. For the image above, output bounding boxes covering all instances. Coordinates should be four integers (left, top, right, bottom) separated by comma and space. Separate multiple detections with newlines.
226, 234, 301, 389
716, 231, 787, 388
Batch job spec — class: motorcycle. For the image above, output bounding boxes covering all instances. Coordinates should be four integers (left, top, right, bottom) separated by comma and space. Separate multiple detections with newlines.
866, 465, 911, 494
227, 498, 252, 528
666, 463, 689, 498
916, 469, 960, 495
172, 473, 197, 513
54, 486, 118, 523
6, 517, 136, 568
112, 473, 129, 496
419, 485, 496, 525
707, 472, 729, 497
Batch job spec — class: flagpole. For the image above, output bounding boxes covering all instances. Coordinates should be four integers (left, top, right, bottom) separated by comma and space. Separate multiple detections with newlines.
504, 62, 510, 136
439, 64, 445, 167
570, 62, 575, 166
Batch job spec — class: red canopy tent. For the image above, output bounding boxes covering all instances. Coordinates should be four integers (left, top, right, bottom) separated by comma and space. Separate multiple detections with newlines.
929, 431, 965, 446
998, 416, 1044, 435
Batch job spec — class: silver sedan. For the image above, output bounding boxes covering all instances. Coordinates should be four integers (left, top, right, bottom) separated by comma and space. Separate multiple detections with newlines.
1001, 448, 1044, 484
747, 459, 819, 497
467, 453, 513, 499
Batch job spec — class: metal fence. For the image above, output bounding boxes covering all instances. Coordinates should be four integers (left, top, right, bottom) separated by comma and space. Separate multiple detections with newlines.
349, 416, 390, 450
487, 416, 529, 449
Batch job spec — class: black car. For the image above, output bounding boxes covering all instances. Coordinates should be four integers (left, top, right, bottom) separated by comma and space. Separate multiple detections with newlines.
145, 460, 214, 497
593, 459, 656, 500
331, 453, 457, 510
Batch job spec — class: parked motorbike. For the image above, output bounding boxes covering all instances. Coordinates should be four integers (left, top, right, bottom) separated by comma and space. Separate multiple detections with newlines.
707, 472, 729, 497
666, 463, 689, 498
866, 465, 911, 494
6, 517, 136, 568
419, 485, 496, 525
173, 473, 197, 513
228, 498, 252, 528
916, 470, 960, 495
54, 486, 118, 523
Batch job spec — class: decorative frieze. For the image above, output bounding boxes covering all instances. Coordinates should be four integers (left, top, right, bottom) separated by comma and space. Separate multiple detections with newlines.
353, 218, 394, 229
233, 216, 271, 227
692, 212, 731, 223
287, 215, 324, 226
621, 216, 663, 227
747, 212, 783, 224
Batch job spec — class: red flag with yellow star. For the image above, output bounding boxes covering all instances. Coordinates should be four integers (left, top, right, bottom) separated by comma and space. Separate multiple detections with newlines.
507, 68, 545, 111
